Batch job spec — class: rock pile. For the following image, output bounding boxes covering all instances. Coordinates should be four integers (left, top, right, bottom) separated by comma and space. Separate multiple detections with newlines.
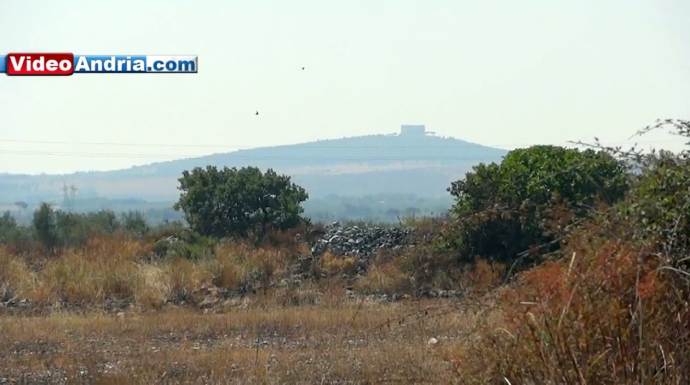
310, 222, 412, 273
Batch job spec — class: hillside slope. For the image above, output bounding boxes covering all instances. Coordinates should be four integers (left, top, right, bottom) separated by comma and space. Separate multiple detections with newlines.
0, 129, 507, 205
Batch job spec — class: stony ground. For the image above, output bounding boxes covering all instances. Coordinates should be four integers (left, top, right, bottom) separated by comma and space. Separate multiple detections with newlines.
0, 298, 491, 385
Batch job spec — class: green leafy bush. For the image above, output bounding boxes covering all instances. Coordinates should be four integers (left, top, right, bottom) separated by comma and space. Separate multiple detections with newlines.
153, 230, 216, 261
120, 211, 149, 237
622, 153, 690, 253
175, 166, 309, 239
603, 120, 690, 260
54, 210, 121, 247
33, 203, 58, 252
0, 212, 22, 245
447, 145, 628, 264
27, 205, 151, 250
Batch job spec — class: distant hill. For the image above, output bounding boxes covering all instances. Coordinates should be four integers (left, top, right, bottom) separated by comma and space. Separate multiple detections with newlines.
0, 126, 507, 220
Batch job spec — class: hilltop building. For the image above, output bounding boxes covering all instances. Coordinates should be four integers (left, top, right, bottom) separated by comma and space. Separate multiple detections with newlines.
400, 124, 435, 137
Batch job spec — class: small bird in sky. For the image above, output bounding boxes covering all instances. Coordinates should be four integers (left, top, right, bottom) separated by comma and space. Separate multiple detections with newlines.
301, 66, 305, 71
255, 111, 259, 116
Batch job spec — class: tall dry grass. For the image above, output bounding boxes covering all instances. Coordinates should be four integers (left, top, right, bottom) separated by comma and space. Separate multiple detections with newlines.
0, 249, 33, 301
455, 233, 690, 384
355, 260, 412, 295
0, 237, 305, 310
3, 225, 690, 383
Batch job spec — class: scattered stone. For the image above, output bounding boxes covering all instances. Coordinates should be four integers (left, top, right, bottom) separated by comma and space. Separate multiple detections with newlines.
193, 284, 224, 309
198, 295, 219, 309
222, 297, 250, 309
309, 222, 412, 274
416, 288, 462, 299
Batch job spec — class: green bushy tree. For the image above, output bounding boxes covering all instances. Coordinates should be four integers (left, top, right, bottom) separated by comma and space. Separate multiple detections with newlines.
54, 210, 122, 247
33, 203, 58, 252
121, 211, 149, 237
54, 211, 87, 247
175, 166, 308, 239
87, 210, 119, 234
624, 153, 690, 252
0, 211, 18, 243
29, 207, 147, 250
447, 145, 628, 264
597, 119, 690, 259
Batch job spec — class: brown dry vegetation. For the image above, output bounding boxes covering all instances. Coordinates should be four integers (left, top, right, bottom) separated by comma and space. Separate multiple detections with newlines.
0, 238, 300, 312
0, 298, 491, 384
456, 226, 690, 384
2, 223, 690, 384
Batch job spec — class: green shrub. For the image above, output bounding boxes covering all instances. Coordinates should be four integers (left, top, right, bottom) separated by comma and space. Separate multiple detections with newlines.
55, 211, 90, 247
121, 211, 149, 237
29, 207, 150, 250
447, 146, 628, 264
0, 211, 17, 241
54, 210, 121, 247
152, 229, 216, 261
620, 152, 690, 255
175, 166, 308, 239
584, 119, 690, 261
33, 203, 58, 252
0, 212, 30, 250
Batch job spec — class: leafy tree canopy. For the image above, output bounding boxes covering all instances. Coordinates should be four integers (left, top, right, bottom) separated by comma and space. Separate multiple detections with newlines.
447, 145, 628, 263
174, 166, 308, 239
596, 119, 690, 257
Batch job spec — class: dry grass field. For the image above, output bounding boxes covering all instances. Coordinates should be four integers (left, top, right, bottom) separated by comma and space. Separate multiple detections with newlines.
0, 297, 495, 384
0, 237, 493, 383
2, 226, 690, 384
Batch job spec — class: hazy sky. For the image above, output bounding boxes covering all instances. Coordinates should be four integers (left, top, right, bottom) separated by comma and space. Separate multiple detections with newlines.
1, 0, 689, 174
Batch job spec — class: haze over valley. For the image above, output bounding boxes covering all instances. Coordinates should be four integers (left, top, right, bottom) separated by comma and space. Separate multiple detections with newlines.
0, 125, 506, 222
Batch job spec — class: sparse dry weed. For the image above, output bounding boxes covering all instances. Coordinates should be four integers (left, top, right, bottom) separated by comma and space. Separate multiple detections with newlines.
0, 300, 470, 384
355, 260, 412, 295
